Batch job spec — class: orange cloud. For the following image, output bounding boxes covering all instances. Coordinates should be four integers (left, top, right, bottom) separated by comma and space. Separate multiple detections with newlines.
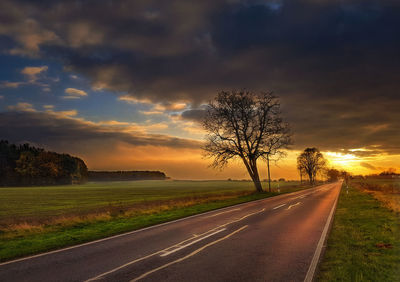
21, 66, 48, 76
7, 102, 36, 112
63, 88, 88, 99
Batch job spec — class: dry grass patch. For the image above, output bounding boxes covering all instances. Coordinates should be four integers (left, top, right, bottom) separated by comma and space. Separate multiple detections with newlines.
353, 180, 400, 212
368, 192, 400, 213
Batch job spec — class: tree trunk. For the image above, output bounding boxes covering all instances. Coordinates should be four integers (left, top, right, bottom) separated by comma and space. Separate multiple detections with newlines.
253, 159, 263, 192
267, 154, 271, 193
247, 158, 263, 192
240, 156, 263, 192
308, 172, 313, 185
252, 171, 263, 192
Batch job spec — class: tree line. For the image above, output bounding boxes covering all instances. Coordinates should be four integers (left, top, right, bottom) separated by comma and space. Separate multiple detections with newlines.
88, 171, 167, 181
0, 140, 88, 186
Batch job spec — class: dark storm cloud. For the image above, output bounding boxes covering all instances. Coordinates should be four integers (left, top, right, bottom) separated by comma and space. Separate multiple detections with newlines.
285, 96, 400, 154
1, 0, 400, 155
0, 111, 201, 151
180, 108, 207, 122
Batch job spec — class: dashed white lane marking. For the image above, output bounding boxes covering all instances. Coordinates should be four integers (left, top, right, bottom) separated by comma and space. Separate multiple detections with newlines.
85, 228, 224, 281
130, 225, 249, 282
290, 194, 309, 200
272, 204, 286, 210
85, 252, 160, 281
85, 208, 264, 281
286, 202, 301, 210
217, 208, 265, 228
291, 185, 333, 200
205, 208, 241, 218
160, 228, 226, 257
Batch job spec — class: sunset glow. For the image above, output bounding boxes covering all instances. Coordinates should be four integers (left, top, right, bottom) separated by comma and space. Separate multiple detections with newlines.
325, 152, 360, 168
0, 0, 399, 179
1, 2, 400, 281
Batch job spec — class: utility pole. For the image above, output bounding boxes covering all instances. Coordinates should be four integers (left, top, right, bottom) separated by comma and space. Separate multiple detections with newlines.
267, 154, 271, 192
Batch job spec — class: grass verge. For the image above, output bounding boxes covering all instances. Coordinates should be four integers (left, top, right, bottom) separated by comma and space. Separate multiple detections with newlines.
0, 185, 304, 262
317, 183, 400, 281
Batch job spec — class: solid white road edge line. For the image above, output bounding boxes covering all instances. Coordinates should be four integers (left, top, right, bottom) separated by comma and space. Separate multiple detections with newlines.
0, 183, 327, 267
303, 184, 340, 282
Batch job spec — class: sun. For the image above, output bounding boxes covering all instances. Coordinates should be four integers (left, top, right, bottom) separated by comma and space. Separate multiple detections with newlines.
325, 151, 360, 170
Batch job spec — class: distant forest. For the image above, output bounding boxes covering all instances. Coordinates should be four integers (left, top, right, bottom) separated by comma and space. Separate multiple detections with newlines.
88, 171, 167, 181
0, 140, 88, 186
0, 140, 168, 186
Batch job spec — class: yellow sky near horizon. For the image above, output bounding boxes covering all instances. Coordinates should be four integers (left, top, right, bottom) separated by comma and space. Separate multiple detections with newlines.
82, 142, 400, 180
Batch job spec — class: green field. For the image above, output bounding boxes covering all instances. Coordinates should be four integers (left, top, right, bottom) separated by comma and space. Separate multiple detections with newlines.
318, 181, 400, 281
0, 180, 299, 223
0, 180, 304, 261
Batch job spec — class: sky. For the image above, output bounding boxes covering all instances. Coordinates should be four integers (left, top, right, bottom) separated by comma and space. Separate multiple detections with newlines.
0, 0, 399, 180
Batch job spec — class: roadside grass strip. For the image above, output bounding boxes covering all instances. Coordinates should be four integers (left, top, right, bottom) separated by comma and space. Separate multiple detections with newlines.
317, 184, 400, 281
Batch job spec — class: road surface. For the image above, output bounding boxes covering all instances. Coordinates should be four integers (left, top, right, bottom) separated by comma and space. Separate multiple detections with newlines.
0, 182, 341, 282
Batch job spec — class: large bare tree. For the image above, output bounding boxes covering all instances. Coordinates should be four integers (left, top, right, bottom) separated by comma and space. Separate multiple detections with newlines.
203, 90, 292, 192
297, 148, 326, 185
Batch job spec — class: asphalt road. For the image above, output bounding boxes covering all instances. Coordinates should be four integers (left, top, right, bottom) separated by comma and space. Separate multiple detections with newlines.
0, 182, 341, 282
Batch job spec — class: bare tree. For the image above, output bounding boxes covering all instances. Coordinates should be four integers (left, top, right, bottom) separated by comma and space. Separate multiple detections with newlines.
203, 90, 292, 192
297, 148, 326, 185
